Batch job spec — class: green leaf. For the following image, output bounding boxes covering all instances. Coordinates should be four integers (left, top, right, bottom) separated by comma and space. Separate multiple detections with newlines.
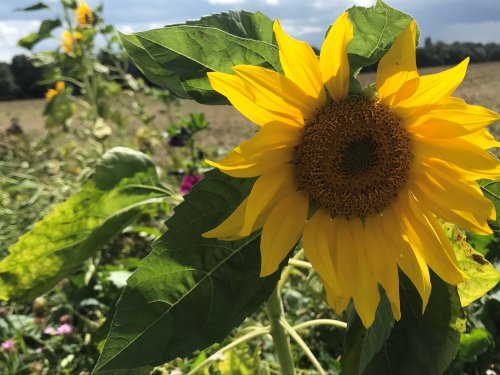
121, 11, 280, 104
361, 272, 464, 375
18, 19, 61, 49
184, 10, 276, 44
478, 179, 500, 229
342, 291, 395, 375
441, 223, 500, 307
93, 170, 284, 374
120, 33, 191, 99
466, 232, 495, 256
347, 0, 418, 74
0, 148, 170, 301
15, 2, 49, 11
457, 328, 493, 363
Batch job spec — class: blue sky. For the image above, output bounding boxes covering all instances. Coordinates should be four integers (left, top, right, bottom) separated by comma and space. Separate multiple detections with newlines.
0, 0, 499, 62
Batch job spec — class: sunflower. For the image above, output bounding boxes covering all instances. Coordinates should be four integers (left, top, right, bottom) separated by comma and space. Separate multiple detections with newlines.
45, 81, 65, 101
202, 13, 500, 327
61, 31, 82, 53
76, 0, 94, 27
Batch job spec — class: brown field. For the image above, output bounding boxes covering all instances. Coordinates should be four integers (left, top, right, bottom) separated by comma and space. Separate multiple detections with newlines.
1, 61, 499, 149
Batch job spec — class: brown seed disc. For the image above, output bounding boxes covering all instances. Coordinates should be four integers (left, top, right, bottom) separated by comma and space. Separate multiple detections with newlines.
293, 96, 412, 218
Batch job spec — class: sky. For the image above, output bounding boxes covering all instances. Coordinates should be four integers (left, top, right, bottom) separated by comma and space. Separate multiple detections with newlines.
0, 0, 499, 62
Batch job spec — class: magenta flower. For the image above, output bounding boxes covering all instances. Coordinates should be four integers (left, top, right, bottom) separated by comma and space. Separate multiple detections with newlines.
180, 175, 203, 194
1, 340, 15, 352
56, 323, 73, 335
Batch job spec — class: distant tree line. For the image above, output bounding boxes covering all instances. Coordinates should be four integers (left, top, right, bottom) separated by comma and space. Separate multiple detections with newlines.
1, 38, 500, 101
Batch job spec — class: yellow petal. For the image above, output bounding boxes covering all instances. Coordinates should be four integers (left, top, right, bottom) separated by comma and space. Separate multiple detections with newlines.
331, 216, 356, 297
401, 192, 467, 285
384, 200, 432, 311
413, 136, 499, 172
238, 121, 302, 156
207, 71, 301, 127
206, 147, 294, 178
364, 214, 401, 320
202, 197, 249, 239
408, 97, 500, 137
376, 21, 418, 103
461, 128, 500, 149
397, 59, 469, 108
273, 19, 326, 107
303, 210, 351, 314
240, 166, 297, 236
233, 65, 318, 121
349, 218, 381, 328
55, 81, 65, 91
319, 12, 353, 102
260, 191, 309, 276
303, 209, 337, 291
410, 162, 494, 234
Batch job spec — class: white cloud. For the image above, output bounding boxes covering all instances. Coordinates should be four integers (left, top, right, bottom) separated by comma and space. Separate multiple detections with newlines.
353, 0, 376, 6
263, 0, 280, 5
440, 21, 500, 43
206, 0, 244, 4
0, 20, 41, 62
280, 19, 323, 37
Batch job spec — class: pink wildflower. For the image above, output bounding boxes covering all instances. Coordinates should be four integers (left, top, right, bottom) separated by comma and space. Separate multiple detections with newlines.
56, 323, 73, 335
1, 340, 15, 352
180, 175, 203, 194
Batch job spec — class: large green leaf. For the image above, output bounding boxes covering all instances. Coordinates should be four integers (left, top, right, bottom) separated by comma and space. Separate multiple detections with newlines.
18, 19, 61, 50
360, 273, 464, 375
92, 170, 285, 374
120, 33, 189, 99
441, 223, 500, 307
120, 11, 280, 104
0, 148, 170, 301
342, 291, 395, 375
347, 0, 418, 74
184, 10, 276, 44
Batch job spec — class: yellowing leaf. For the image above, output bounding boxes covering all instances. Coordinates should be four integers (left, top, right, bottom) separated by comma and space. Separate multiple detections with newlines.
441, 222, 500, 307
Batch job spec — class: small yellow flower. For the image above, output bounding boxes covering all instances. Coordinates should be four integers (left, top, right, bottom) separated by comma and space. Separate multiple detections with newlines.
45, 81, 65, 101
61, 31, 82, 53
76, 0, 94, 27
203, 14, 500, 327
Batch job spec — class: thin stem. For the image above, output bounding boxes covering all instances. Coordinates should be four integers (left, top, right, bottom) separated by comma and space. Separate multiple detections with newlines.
187, 327, 269, 375
280, 318, 327, 375
266, 287, 296, 375
278, 248, 305, 292
293, 319, 347, 331
287, 259, 312, 269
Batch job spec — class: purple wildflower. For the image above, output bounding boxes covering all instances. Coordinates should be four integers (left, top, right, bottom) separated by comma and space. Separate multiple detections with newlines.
180, 175, 203, 194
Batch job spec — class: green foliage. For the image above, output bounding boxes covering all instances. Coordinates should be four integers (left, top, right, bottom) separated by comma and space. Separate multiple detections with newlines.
0, 148, 170, 302
18, 19, 61, 50
15, 2, 49, 11
93, 170, 287, 374
479, 179, 500, 229
342, 292, 394, 375
347, 0, 418, 74
121, 10, 280, 104
343, 273, 464, 375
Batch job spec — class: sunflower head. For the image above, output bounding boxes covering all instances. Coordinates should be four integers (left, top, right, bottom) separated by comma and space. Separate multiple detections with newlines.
76, 0, 94, 27
61, 31, 82, 53
45, 81, 65, 101
203, 13, 500, 327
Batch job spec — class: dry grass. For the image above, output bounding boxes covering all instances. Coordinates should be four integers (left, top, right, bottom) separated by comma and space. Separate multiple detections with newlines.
1, 61, 499, 150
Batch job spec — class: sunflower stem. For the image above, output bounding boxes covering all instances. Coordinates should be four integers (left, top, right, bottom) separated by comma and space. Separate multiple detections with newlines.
266, 286, 295, 375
